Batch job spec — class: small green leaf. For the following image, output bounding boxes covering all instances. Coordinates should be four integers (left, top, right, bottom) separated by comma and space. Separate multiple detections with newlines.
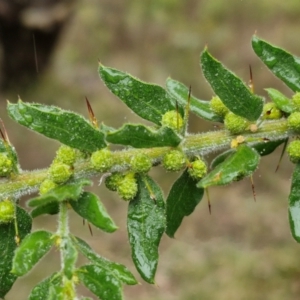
265, 88, 293, 113
70, 192, 118, 233
78, 264, 123, 300
253, 139, 286, 156
252, 36, 300, 92
28, 179, 92, 208
62, 237, 77, 279
31, 202, 59, 218
288, 164, 300, 242
127, 175, 165, 283
0, 206, 32, 299
7, 101, 106, 152
198, 145, 260, 188
166, 78, 222, 122
200, 49, 263, 121
210, 149, 233, 169
12, 230, 53, 276
73, 237, 138, 285
99, 65, 176, 125
28, 273, 62, 300
106, 124, 181, 148
166, 169, 204, 238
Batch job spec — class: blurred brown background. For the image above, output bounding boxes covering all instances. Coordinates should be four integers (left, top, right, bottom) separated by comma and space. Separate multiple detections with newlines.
2, 0, 300, 299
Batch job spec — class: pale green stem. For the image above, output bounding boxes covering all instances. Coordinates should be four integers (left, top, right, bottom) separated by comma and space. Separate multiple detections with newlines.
0, 119, 289, 200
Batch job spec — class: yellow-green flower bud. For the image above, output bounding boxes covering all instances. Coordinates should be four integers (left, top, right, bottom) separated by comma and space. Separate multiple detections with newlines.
188, 159, 207, 180
163, 149, 186, 171
130, 153, 152, 173
161, 110, 183, 131
0, 199, 15, 223
288, 112, 300, 133
262, 102, 282, 120
91, 148, 113, 172
292, 92, 300, 112
39, 179, 58, 195
105, 172, 124, 192
224, 112, 249, 135
210, 96, 229, 118
48, 162, 73, 184
0, 153, 13, 177
117, 173, 138, 201
56, 145, 77, 165
287, 140, 300, 163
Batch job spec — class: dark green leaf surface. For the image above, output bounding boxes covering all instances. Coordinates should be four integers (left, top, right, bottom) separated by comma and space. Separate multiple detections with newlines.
210, 149, 233, 169
70, 192, 118, 233
12, 230, 53, 276
28, 179, 91, 208
288, 164, 300, 243
166, 78, 222, 122
30, 202, 59, 218
253, 139, 286, 156
99, 65, 176, 125
7, 101, 106, 152
78, 264, 123, 300
62, 237, 77, 279
252, 36, 300, 92
28, 273, 62, 300
0, 206, 31, 299
265, 88, 293, 113
127, 175, 165, 283
198, 145, 260, 188
73, 237, 137, 285
106, 124, 181, 148
201, 49, 263, 121
166, 169, 204, 238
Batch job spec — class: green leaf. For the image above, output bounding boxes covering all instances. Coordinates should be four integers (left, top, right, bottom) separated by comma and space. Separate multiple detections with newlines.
166, 169, 204, 238
28, 273, 62, 300
99, 65, 176, 125
265, 88, 293, 113
28, 179, 92, 208
62, 237, 78, 279
106, 123, 182, 148
166, 78, 222, 122
127, 175, 165, 283
252, 36, 300, 92
12, 230, 53, 276
31, 202, 59, 218
0, 206, 32, 299
288, 164, 300, 243
70, 192, 118, 233
210, 149, 233, 169
198, 145, 260, 188
78, 264, 123, 300
200, 49, 263, 121
73, 237, 138, 285
253, 139, 286, 156
7, 101, 106, 152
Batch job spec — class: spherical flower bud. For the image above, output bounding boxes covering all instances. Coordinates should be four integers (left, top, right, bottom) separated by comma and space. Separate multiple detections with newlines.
105, 172, 124, 191
292, 92, 300, 111
91, 148, 113, 172
0, 153, 13, 177
262, 102, 282, 120
161, 110, 184, 131
287, 112, 300, 133
48, 162, 73, 184
117, 173, 138, 201
56, 145, 77, 165
39, 179, 58, 195
188, 159, 207, 180
131, 153, 152, 173
163, 149, 186, 171
0, 199, 15, 223
287, 140, 300, 163
210, 96, 229, 118
224, 112, 249, 135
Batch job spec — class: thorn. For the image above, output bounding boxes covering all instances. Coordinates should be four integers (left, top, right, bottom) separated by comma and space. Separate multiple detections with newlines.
183, 85, 191, 133
85, 97, 99, 128
88, 222, 93, 236
0, 119, 10, 143
32, 34, 39, 74
205, 188, 211, 215
275, 138, 289, 172
249, 65, 254, 93
250, 175, 256, 202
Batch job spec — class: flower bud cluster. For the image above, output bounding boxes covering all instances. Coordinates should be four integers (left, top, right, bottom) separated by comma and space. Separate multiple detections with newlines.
187, 158, 207, 180
161, 110, 184, 131
163, 149, 186, 171
0, 199, 15, 223
262, 102, 282, 120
